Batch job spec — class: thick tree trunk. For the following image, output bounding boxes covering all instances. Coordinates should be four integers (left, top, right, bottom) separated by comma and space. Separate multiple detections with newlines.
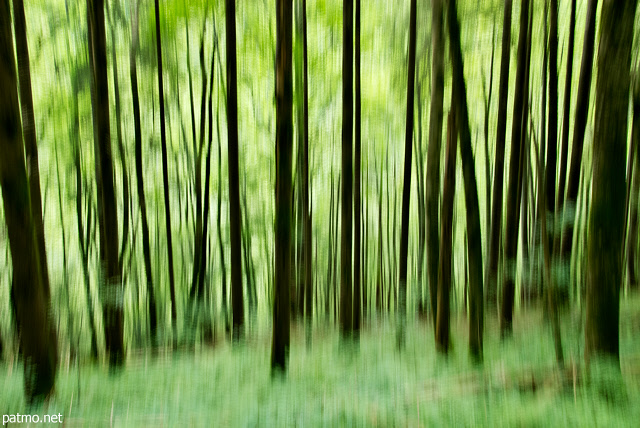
397, 0, 417, 349
486, 0, 512, 308
272, 0, 293, 373
226, 0, 245, 341
585, 0, 637, 367
628, 81, 640, 289
1, 0, 58, 401
130, 0, 157, 347
499, 0, 529, 338
447, 0, 485, 361
12, 0, 51, 300
435, 113, 457, 355
89, 0, 123, 367
426, 0, 445, 325
340, 0, 354, 339
154, 0, 178, 339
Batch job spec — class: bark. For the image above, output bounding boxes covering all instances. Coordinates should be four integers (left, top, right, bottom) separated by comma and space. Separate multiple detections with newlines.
499, 0, 529, 338
585, 0, 637, 367
435, 112, 457, 355
546, 0, 558, 249
628, 81, 640, 288
89, 0, 123, 367
556, 0, 577, 211
226, 0, 245, 341
561, 0, 598, 260
353, 0, 361, 338
12, 0, 51, 299
447, 0, 485, 361
487, 0, 513, 307
154, 0, 177, 335
272, 0, 293, 373
426, 0, 445, 325
340, 0, 354, 339
1, 0, 58, 401
130, 0, 157, 345
397, 0, 417, 349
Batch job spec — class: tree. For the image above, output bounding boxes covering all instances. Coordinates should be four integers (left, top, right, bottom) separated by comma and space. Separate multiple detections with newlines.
585, 0, 638, 367
426, 0, 445, 325
397, 0, 417, 349
226, 0, 245, 341
545, 0, 558, 251
1, 0, 58, 403
271, 0, 293, 373
353, 0, 361, 338
628, 77, 640, 288
486, 0, 512, 308
88, 0, 123, 367
499, 0, 529, 337
302, 0, 313, 338
340, 0, 354, 339
447, 0, 485, 361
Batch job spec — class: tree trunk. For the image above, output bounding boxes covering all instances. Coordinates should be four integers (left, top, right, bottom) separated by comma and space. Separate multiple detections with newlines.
487, 0, 512, 308
397, 0, 417, 349
447, 0, 485, 361
12, 0, 51, 300
426, 0, 445, 325
627, 80, 640, 289
435, 112, 457, 355
226, 0, 244, 341
89, 0, 123, 367
546, 0, 558, 251
1, 0, 58, 401
585, 0, 637, 367
340, 0, 354, 339
272, 0, 293, 373
303, 0, 313, 336
154, 0, 177, 339
353, 0, 361, 338
499, 0, 529, 338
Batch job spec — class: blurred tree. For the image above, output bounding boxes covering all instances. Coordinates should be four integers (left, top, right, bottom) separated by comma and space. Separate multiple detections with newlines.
585, 0, 637, 368
353, 0, 361, 339
628, 77, 640, 289
546, 0, 558, 253
88, 0, 124, 367
272, 0, 293, 374
1, 0, 58, 402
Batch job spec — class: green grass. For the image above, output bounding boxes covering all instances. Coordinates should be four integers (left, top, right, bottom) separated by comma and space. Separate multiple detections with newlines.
2, 298, 640, 427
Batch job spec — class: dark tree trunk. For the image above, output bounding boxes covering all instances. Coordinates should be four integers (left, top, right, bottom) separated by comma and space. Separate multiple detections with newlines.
487, 0, 513, 308
397, 0, 417, 349
154, 0, 178, 338
585, 0, 637, 367
1, 0, 58, 401
560, 0, 597, 283
447, 0, 485, 361
426, 0, 445, 325
12, 0, 51, 300
435, 112, 457, 355
89, 0, 123, 367
130, 0, 157, 347
556, 0, 577, 210
353, 0, 361, 338
500, 0, 529, 338
415, 79, 427, 317
272, 0, 293, 373
545, 0, 558, 250
226, 0, 245, 341
340, 0, 354, 339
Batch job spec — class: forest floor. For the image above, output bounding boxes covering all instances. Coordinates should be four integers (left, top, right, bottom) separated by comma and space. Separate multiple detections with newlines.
2, 296, 640, 427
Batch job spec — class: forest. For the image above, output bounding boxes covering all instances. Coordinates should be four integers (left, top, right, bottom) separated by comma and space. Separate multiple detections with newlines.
1, 0, 640, 425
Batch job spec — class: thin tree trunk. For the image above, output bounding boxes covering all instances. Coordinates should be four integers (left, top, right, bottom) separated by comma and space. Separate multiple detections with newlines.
397, 0, 417, 349
340, 0, 354, 339
154, 0, 177, 338
226, 0, 244, 341
426, 0, 445, 325
271, 0, 293, 373
499, 0, 529, 338
487, 0, 513, 308
435, 112, 457, 355
376, 154, 384, 313
447, 0, 485, 361
546, 0, 559, 250
585, 0, 637, 367
353, 0, 361, 339
627, 81, 640, 288
1, 0, 58, 400
302, 0, 313, 339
